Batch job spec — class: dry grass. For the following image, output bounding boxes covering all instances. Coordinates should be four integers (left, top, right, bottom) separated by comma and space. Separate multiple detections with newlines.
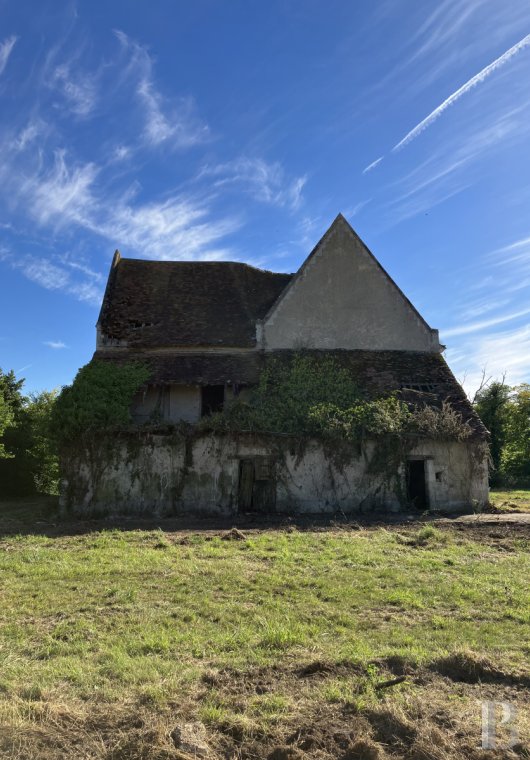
0, 500, 529, 758
0, 660, 528, 759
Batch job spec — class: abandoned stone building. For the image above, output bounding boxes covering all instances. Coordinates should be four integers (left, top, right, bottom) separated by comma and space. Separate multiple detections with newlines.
62, 214, 489, 515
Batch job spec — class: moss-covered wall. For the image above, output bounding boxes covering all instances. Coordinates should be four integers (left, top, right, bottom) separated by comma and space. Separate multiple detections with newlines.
59, 432, 488, 517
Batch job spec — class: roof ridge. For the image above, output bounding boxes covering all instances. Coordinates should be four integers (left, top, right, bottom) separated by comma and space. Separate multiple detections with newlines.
116, 256, 293, 277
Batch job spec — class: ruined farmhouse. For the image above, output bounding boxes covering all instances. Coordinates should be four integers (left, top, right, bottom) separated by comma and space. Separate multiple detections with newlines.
62, 215, 489, 515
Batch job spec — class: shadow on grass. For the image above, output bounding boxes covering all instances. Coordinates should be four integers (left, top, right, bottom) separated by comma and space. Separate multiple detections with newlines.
0, 495, 464, 539
2, 496, 528, 540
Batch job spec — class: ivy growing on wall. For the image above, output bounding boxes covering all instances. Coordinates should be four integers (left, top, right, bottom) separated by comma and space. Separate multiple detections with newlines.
201, 353, 473, 444
51, 360, 150, 446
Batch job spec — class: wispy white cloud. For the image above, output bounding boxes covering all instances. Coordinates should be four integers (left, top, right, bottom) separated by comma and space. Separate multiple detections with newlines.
449, 323, 530, 397
488, 234, 530, 262
344, 199, 371, 218
362, 156, 383, 173
110, 144, 132, 162
410, 0, 480, 60
138, 80, 208, 148
19, 256, 71, 291
385, 107, 527, 224
43, 340, 68, 349
50, 62, 97, 116
460, 296, 511, 320
0, 26, 310, 310
443, 229, 530, 394
199, 157, 306, 211
14, 119, 47, 151
28, 150, 99, 228
1, 248, 103, 306
393, 32, 530, 151
0, 36, 17, 77
104, 196, 240, 261
62, 258, 104, 281
114, 30, 210, 149
441, 306, 530, 338
11, 149, 237, 261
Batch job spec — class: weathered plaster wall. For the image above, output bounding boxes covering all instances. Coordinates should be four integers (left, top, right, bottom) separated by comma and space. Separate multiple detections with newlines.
132, 385, 201, 423
407, 440, 489, 511
169, 385, 201, 422
60, 433, 488, 516
261, 217, 440, 352
132, 384, 252, 425
131, 387, 170, 423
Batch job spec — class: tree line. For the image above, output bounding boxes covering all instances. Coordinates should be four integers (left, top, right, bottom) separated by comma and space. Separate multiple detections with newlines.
0, 369, 58, 495
474, 381, 530, 485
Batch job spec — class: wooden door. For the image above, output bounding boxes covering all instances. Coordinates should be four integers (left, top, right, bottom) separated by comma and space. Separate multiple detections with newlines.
238, 460, 254, 511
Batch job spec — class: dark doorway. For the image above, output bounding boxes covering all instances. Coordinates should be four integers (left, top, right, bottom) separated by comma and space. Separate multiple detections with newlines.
238, 460, 255, 511
406, 460, 428, 510
201, 385, 224, 417
238, 458, 276, 513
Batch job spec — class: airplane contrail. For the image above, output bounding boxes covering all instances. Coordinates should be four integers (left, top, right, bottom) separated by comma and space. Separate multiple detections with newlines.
362, 156, 384, 173
393, 32, 530, 151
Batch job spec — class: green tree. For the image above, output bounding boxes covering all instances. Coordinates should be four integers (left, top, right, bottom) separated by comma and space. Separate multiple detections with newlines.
24, 391, 59, 494
501, 384, 530, 482
474, 381, 510, 483
0, 370, 60, 495
0, 393, 14, 458
0, 368, 24, 459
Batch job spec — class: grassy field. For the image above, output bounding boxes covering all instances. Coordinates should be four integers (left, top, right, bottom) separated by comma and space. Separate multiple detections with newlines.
489, 488, 530, 513
0, 499, 528, 758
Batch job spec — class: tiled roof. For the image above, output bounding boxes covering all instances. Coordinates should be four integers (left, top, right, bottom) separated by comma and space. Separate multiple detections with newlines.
94, 350, 263, 387
97, 258, 293, 348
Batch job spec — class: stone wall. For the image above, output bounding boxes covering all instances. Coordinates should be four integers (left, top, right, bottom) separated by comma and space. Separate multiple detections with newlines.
60, 432, 489, 517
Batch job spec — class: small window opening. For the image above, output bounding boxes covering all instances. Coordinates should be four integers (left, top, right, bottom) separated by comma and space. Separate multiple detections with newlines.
401, 383, 437, 393
435, 470, 443, 483
201, 385, 225, 417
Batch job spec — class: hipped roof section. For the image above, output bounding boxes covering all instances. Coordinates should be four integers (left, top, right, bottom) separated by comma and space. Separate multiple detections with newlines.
97, 256, 293, 348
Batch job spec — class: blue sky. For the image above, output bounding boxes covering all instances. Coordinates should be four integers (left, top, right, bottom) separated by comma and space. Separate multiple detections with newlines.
1, 0, 530, 396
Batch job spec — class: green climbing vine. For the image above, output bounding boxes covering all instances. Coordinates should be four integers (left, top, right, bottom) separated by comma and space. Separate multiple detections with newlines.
199, 353, 475, 480
51, 360, 150, 447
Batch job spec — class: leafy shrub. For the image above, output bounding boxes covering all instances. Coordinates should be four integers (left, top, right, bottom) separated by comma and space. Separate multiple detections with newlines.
201, 354, 471, 445
51, 361, 150, 446
202, 354, 362, 435
406, 401, 472, 441
309, 396, 411, 440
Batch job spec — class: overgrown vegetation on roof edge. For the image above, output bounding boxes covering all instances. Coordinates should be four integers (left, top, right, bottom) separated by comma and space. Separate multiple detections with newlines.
200, 354, 474, 443
51, 355, 474, 449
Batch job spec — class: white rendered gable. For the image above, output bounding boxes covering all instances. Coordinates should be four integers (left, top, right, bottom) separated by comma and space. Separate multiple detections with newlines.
260, 216, 440, 352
